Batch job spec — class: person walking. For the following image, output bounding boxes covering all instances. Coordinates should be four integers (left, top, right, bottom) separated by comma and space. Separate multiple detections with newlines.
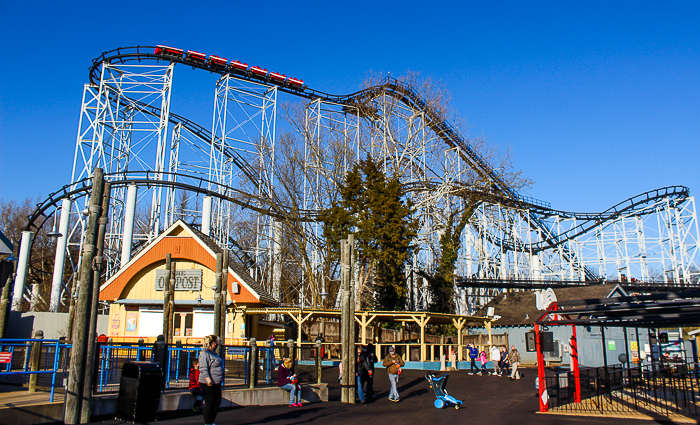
199, 335, 224, 425
355, 346, 367, 403
278, 358, 302, 407
365, 343, 378, 399
478, 350, 489, 375
490, 345, 502, 376
188, 358, 204, 411
509, 345, 521, 380
383, 346, 404, 402
500, 346, 510, 376
468, 344, 479, 375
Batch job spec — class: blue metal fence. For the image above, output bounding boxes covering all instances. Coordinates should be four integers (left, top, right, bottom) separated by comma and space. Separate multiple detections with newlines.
0, 339, 290, 397
0, 339, 71, 402
97, 343, 154, 392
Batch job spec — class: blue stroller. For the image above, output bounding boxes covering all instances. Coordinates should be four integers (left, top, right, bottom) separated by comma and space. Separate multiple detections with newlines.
425, 373, 463, 409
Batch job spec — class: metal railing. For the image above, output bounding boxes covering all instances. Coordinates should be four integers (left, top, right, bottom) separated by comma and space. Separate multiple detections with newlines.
0, 339, 71, 402
0, 339, 325, 396
545, 362, 700, 417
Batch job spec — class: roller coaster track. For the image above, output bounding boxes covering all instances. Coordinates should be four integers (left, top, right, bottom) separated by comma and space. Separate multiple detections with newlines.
23, 172, 300, 268
58, 46, 691, 281
27, 170, 688, 265
25, 171, 315, 232
88, 46, 532, 202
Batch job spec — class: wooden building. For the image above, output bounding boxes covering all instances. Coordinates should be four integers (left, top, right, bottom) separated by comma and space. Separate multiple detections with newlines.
99, 220, 277, 343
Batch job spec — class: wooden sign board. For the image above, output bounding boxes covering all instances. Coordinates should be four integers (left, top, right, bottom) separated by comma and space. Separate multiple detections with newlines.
155, 269, 202, 291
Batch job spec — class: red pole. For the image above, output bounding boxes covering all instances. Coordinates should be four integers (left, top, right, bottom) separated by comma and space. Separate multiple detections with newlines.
535, 323, 548, 412
571, 325, 581, 403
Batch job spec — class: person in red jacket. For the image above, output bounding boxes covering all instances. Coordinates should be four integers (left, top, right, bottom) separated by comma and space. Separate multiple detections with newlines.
188, 358, 204, 411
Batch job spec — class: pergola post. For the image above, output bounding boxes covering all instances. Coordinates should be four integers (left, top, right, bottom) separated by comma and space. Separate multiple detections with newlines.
452, 318, 466, 361
290, 311, 313, 349
411, 314, 430, 362
420, 317, 426, 362
360, 313, 367, 345
486, 320, 493, 346
356, 313, 376, 345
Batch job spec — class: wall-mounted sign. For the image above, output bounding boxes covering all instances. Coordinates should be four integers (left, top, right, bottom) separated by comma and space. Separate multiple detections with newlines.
126, 312, 138, 332
227, 347, 247, 356
155, 269, 203, 291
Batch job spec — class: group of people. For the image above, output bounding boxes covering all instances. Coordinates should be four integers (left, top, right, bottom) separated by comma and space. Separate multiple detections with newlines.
354, 344, 405, 403
186, 335, 522, 425
340, 344, 405, 403
467, 344, 521, 380
188, 335, 225, 425
187, 334, 304, 425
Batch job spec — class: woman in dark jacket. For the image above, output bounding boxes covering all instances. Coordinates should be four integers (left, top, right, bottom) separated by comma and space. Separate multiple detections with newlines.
278, 358, 301, 407
198, 335, 224, 425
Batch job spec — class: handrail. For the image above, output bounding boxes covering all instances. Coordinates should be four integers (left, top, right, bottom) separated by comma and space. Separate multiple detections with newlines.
0, 339, 70, 402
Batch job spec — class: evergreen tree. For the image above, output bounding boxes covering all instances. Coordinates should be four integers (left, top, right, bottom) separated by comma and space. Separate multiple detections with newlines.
320, 157, 417, 311
423, 202, 480, 313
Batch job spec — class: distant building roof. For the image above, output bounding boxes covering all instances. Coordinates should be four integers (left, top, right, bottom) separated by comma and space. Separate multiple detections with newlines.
473, 284, 628, 327
0, 230, 13, 255
189, 225, 277, 306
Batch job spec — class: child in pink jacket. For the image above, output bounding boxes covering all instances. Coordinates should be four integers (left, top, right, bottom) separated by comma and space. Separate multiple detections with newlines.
478, 351, 489, 375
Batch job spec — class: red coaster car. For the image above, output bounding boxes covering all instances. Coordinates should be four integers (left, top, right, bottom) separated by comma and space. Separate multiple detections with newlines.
229, 60, 249, 72
186, 50, 207, 63
208, 55, 228, 68
155, 45, 184, 58
269, 72, 286, 82
288, 77, 304, 87
250, 66, 268, 77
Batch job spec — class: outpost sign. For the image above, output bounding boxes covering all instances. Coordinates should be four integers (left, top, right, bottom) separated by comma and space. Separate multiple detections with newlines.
155, 269, 203, 291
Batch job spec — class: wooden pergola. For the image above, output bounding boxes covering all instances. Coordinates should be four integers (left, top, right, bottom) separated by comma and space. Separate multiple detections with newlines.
237, 307, 494, 362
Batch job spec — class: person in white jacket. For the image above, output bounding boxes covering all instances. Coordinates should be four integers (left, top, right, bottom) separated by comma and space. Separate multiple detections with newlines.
490, 345, 502, 376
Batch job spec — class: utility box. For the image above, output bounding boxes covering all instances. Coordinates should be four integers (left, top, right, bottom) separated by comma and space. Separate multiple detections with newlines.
526, 332, 536, 352
544, 341, 562, 362
541, 332, 555, 352
116, 362, 163, 423
526, 331, 555, 352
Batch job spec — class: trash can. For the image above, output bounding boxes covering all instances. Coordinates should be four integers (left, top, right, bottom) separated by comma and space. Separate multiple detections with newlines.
116, 362, 163, 422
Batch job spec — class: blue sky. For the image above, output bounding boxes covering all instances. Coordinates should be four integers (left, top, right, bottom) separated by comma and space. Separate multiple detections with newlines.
1, 1, 698, 213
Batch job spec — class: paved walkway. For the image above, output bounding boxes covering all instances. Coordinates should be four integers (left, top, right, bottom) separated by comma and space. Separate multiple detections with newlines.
92, 367, 647, 425
0, 384, 64, 408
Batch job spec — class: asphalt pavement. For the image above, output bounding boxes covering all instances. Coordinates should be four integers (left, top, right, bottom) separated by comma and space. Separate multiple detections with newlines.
92, 366, 650, 425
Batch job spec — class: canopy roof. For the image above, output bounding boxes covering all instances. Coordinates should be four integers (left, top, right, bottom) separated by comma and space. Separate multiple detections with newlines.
239, 307, 492, 326
536, 290, 700, 328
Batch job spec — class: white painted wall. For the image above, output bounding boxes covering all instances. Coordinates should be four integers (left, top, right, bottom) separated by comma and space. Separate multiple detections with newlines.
138, 308, 164, 336
192, 309, 214, 337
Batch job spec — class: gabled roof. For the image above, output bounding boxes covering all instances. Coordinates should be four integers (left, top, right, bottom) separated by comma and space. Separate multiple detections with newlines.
473, 284, 628, 327
188, 225, 277, 306
100, 220, 277, 306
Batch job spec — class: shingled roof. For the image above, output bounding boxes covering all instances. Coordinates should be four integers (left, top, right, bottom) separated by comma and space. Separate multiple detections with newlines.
473, 284, 627, 327
188, 225, 277, 306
